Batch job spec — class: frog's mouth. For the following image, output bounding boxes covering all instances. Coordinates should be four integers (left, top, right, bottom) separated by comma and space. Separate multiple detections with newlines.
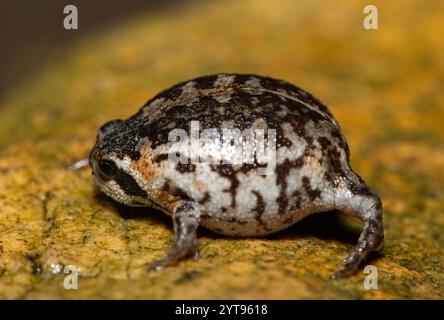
92, 173, 148, 207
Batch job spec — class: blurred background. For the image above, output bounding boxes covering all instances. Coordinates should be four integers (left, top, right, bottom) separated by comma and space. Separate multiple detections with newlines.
0, 0, 183, 98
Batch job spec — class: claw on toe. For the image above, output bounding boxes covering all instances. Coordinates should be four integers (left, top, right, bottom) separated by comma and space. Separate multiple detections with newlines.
148, 247, 200, 272
149, 264, 162, 272
148, 261, 163, 272
149, 259, 171, 272
193, 248, 200, 260
332, 256, 361, 279
331, 265, 358, 279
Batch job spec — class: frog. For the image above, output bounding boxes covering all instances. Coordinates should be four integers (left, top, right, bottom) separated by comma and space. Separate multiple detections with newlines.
84, 73, 384, 278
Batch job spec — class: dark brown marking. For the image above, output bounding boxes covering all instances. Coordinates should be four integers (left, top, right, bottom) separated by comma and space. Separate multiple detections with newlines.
162, 179, 192, 201
291, 190, 302, 210
275, 157, 304, 215
302, 176, 321, 201
251, 190, 271, 231
235, 74, 253, 85
210, 164, 239, 208
347, 180, 373, 197
198, 192, 211, 204
194, 74, 219, 89
154, 153, 169, 163
176, 162, 196, 173
317, 137, 347, 186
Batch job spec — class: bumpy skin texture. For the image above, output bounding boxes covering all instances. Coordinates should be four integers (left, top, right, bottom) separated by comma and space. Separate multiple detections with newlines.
89, 73, 384, 278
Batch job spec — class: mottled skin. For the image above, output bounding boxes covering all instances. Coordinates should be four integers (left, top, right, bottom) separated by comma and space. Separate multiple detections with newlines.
89, 74, 384, 278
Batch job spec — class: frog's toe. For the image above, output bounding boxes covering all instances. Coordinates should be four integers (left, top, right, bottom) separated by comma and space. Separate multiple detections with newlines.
148, 244, 199, 271
331, 258, 360, 279
148, 258, 170, 271
192, 246, 200, 260
148, 255, 175, 271
339, 254, 359, 266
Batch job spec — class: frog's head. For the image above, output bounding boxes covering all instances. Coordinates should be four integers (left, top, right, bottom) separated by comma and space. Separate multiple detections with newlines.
89, 118, 149, 207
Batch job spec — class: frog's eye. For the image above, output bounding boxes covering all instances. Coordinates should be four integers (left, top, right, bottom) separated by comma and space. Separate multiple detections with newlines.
97, 160, 117, 178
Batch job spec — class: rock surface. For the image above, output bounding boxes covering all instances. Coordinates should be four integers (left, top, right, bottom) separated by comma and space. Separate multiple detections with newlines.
0, 0, 443, 299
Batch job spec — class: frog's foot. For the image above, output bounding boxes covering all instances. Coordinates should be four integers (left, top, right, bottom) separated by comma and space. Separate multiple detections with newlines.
149, 202, 200, 271
332, 189, 384, 279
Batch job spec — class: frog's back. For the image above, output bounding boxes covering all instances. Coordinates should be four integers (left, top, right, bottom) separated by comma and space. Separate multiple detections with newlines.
130, 74, 354, 236
137, 74, 343, 147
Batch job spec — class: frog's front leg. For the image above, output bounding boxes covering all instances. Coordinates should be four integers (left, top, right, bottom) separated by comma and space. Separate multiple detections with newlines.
149, 202, 201, 271
332, 184, 384, 279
